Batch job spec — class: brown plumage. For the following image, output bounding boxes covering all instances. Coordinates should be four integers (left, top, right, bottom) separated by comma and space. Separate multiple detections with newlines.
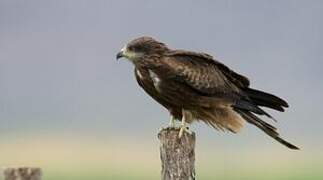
117, 36, 299, 150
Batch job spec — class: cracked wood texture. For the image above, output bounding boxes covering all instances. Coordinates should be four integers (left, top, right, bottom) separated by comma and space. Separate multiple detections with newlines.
3, 167, 41, 180
158, 127, 196, 180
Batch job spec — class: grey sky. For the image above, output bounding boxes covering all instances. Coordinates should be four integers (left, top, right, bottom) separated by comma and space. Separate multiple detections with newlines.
0, 0, 322, 148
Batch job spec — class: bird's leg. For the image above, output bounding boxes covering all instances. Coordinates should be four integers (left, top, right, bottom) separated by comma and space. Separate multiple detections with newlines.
159, 114, 177, 132
168, 115, 176, 127
178, 109, 193, 138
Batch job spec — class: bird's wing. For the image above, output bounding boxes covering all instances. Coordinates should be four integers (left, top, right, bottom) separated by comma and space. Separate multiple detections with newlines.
163, 50, 286, 117
135, 67, 175, 111
162, 50, 249, 97
135, 67, 157, 95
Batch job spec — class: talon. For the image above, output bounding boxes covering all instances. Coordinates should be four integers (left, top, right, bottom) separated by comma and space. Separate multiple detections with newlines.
178, 109, 193, 138
185, 127, 193, 135
178, 126, 192, 138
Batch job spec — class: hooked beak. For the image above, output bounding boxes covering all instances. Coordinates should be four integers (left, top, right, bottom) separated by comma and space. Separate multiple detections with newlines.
116, 51, 124, 60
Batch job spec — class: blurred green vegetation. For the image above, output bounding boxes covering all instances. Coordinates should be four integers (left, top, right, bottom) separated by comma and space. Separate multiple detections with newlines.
1, 136, 321, 180
42, 164, 323, 180
44, 170, 323, 180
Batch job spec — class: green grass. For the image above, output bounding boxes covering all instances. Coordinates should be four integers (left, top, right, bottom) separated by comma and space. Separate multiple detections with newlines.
43, 167, 323, 180
1, 136, 321, 180
44, 174, 323, 180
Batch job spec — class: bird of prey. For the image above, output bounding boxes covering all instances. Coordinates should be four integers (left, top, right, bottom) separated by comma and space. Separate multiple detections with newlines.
116, 36, 299, 150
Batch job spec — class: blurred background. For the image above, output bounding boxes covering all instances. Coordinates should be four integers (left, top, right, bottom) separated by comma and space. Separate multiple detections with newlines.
1, 0, 322, 179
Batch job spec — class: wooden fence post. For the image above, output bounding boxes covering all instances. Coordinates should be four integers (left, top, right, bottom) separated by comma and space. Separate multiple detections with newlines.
2, 167, 41, 180
158, 127, 196, 180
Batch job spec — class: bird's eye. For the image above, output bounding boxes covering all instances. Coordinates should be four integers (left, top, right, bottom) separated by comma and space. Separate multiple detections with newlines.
128, 46, 134, 51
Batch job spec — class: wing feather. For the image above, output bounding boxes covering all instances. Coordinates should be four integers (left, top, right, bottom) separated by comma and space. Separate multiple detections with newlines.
163, 50, 248, 97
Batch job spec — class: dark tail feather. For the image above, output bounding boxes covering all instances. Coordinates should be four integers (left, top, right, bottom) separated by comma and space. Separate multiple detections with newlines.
234, 108, 299, 150
233, 100, 275, 120
245, 88, 289, 112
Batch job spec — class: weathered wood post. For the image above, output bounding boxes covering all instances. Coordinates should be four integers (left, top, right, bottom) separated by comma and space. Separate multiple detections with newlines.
158, 127, 196, 180
2, 167, 41, 180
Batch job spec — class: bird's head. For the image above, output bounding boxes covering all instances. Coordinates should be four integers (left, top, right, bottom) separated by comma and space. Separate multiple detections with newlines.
116, 36, 169, 62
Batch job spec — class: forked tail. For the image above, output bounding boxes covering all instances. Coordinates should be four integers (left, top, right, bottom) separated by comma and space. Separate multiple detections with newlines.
234, 108, 299, 150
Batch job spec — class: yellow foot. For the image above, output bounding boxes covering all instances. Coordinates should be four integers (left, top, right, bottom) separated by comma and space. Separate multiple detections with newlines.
168, 116, 176, 127
178, 126, 192, 138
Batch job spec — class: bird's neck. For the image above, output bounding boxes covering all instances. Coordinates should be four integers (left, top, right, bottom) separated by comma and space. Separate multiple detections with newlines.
134, 55, 162, 69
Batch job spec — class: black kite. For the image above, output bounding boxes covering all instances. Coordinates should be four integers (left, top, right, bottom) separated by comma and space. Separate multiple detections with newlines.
117, 36, 299, 150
